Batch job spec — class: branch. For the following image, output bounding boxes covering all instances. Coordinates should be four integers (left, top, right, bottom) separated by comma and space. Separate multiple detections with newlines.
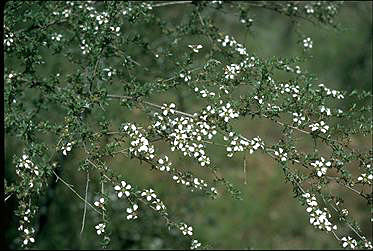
53, 170, 101, 215
152, 1, 192, 8
80, 172, 90, 235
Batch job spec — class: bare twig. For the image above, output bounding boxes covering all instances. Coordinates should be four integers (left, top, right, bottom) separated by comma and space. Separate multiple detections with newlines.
80, 172, 90, 235
53, 170, 101, 215
152, 1, 192, 8
5, 193, 13, 202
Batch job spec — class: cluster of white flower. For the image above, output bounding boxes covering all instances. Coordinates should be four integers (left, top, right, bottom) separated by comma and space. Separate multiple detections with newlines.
61, 8, 71, 18
188, 44, 203, 53
292, 112, 306, 125
190, 239, 202, 249
341, 208, 348, 216
320, 106, 332, 116
194, 87, 216, 98
51, 33, 62, 41
305, 5, 315, 14
179, 223, 193, 236
191, 177, 209, 190
303, 37, 313, 49
217, 101, 239, 122
114, 180, 132, 198
61, 142, 73, 156
224, 132, 249, 157
224, 64, 241, 80
309, 121, 329, 133
109, 26, 121, 36
126, 204, 139, 220
318, 84, 344, 99
218, 35, 248, 56
223, 132, 264, 157
141, 189, 166, 211
95, 223, 106, 235
103, 68, 115, 77
172, 173, 215, 193
80, 39, 91, 55
152, 105, 215, 167
249, 137, 265, 154
19, 226, 35, 246
180, 71, 191, 82
274, 147, 288, 162
4, 32, 14, 47
16, 154, 40, 182
94, 197, 105, 209
157, 156, 172, 172
311, 157, 331, 177
276, 83, 301, 100
95, 12, 109, 25
239, 56, 257, 69
357, 173, 372, 185
123, 123, 155, 160
302, 193, 337, 232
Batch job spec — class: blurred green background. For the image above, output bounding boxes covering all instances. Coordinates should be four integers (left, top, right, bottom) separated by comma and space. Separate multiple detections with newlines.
4, 1, 372, 249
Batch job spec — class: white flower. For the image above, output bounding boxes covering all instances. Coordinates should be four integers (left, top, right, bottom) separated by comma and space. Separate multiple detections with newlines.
320, 106, 331, 116
179, 72, 191, 82
114, 181, 132, 198
4, 32, 14, 47
341, 236, 357, 249
305, 5, 314, 14
51, 33, 62, 41
179, 223, 193, 236
357, 173, 372, 185
303, 37, 313, 49
152, 198, 166, 211
188, 44, 203, 53
191, 239, 202, 249
218, 102, 239, 122
17, 154, 40, 176
292, 112, 306, 125
103, 68, 115, 77
311, 157, 330, 177
254, 95, 263, 104
95, 223, 106, 235
62, 142, 73, 156
274, 148, 287, 162
94, 197, 105, 208
224, 64, 241, 80
141, 189, 157, 201
126, 204, 138, 220
309, 121, 329, 133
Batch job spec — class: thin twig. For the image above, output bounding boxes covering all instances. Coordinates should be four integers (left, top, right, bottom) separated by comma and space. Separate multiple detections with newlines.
152, 1, 192, 8
80, 171, 90, 235
53, 170, 101, 215
5, 193, 13, 202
